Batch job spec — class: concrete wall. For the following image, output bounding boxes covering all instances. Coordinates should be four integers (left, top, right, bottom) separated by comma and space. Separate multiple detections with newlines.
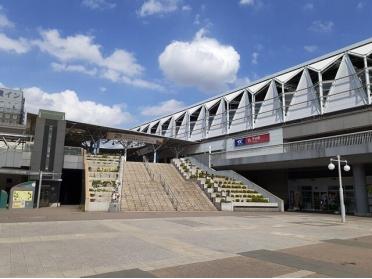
283, 109, 372, 140
238, 169, 289, 208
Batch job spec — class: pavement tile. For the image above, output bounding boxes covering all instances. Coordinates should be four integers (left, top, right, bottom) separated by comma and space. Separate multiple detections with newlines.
240, 249, 372, 277
150, 255, 297, 278
86, 268, 156, 278
280, 240, 372, 274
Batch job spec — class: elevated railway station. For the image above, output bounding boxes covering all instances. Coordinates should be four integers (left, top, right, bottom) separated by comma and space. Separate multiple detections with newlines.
0, 38, 371, 216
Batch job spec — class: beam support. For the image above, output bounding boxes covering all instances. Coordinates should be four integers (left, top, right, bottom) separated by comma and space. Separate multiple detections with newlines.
251, 93, 255, 129
318, 71, 324, 114
281, 83, 286, 122
364, 56, 371, 105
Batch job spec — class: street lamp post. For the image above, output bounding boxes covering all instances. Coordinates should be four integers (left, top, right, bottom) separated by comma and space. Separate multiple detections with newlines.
328, 155, 351, 223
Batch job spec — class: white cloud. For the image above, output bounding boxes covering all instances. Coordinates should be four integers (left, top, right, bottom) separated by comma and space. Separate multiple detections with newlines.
34, 29, 163, 90
304, 45, 318, 53
51, 62, 98, 76
356, 2, 364, 9
159, 28, 240, 92
233, 76, 251, 88
309, 20, 334, 33
35, 29, 102, 63
303, 3, 314, 10
99, 87, 107, 92
251, 52, 259, 64
81, 0, 116, 10
239, 0, 255, 6
0, 13, 14, 29
141, 99, 185, 117
181, 5, 192, 11
193, 14, 201, 25
103, 49, 144, 77
138, 0, 181, 17
0, 33, 30, 54
24, 86, 132, 127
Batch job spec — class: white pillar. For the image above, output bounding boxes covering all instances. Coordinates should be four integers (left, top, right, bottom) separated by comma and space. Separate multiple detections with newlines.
281, 83, 286, 122
318, 71, 324, 114
36, 171, 42, 209
153, 150, 157, 163
187, 114, 191, 140
123, 148, 127, 162
205, 109, 209, 138
364, 56, 371, 104
226, 102, 230, 134
251, 94, 255, 129
337, 155, 346, 223
208, 145, 212, 168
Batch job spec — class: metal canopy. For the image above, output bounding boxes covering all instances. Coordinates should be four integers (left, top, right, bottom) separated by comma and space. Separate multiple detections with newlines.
26, 113, 192, 148
275, 68, 303, 83
349, 42, 372, 56
308, 54, 343, 72
248, 80, 270, 93
225, 90, 244, 102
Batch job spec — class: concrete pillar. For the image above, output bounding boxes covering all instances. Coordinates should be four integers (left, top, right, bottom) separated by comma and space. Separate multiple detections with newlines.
352, 164, 369, 216
153, 150, 157, 163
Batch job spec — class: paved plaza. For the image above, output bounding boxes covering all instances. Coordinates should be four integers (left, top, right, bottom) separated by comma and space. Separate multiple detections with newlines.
0, 209, 372, 277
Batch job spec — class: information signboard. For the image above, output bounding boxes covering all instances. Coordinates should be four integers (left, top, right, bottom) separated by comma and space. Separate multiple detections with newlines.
12, 191, 33, 209
234, 133, 270, 147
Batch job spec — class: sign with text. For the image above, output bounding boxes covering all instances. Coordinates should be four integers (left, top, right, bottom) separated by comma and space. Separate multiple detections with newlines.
234, 133, 270, 147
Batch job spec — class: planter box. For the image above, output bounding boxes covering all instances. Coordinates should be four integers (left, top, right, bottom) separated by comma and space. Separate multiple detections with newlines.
221, 202, 233, 211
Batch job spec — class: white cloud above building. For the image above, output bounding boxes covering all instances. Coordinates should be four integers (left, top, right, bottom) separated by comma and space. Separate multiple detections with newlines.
158, 28, 240, 92
24, 86, 132, 127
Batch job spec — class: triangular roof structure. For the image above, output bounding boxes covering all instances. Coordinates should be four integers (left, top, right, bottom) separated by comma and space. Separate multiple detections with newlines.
325, 54, 367, 113
229, 91, 251, 133
255, 81, 283, 128
275, 68, 303, 83
208, 99, 226, 137
225, 90, 244, 102
308, 54, 343, 72
286, 68, 320, 121
248, 80, 270, 93
349, 42, 372, 56
205, 99, 220, 109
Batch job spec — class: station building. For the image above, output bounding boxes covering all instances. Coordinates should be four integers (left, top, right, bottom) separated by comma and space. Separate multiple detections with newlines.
0, 38, 372, 215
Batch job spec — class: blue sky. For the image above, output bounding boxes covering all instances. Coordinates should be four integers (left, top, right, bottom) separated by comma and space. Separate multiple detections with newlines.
0, 0, 370, 128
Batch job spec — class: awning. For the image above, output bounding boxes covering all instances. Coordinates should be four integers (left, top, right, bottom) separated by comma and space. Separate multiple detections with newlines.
225, 90, 244, 102
308, 54, 343, 72
275, 68, 303, 83
248, 80, 270, 93
349, 42, 372, 56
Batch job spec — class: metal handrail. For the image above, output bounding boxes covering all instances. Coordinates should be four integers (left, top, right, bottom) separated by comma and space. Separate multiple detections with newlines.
143, 159, 180, 210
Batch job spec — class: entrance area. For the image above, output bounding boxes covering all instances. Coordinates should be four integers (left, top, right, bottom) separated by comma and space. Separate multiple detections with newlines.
288, 182, 355, 213
59, 169, 83, 205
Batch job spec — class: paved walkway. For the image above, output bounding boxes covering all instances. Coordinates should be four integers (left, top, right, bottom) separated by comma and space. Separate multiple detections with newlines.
0, 209, 371, 277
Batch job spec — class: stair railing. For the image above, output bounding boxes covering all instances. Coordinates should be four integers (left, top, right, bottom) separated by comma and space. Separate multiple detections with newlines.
143, 159, 180, 211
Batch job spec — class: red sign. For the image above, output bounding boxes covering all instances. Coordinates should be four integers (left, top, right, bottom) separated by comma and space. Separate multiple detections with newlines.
245, 133, 270, 145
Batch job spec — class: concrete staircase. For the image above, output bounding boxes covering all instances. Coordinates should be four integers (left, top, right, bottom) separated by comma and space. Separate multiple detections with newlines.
173, 158, 283, 211
121, 161, 175, 211
148, 163, 217, 211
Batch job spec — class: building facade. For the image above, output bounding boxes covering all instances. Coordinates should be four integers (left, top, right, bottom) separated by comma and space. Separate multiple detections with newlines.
0, 88, 25, 126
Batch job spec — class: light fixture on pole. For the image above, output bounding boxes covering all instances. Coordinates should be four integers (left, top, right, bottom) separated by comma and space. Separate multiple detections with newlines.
328, 155, 350, 223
